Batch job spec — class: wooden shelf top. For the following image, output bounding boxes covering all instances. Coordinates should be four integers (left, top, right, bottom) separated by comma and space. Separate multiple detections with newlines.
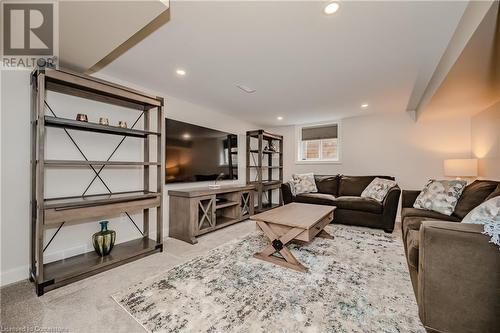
248, 180, 282, 188
255, 203, 281, 213
44, 116, 160, 138
168, 184, 255, 198
249, 149, 282, 155
44, 160, 160, 167
38, 68, 163, 110
43, 238, 160, 284
247, 130, 283, 141
215, 201, 239, 209
248, 165, 283, 169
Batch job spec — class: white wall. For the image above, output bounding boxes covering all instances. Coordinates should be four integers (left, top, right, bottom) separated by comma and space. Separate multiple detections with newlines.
471, 101, 500, 180
268, 112, 472, 190
0, 70, 474, 287
0, 70, 257, 286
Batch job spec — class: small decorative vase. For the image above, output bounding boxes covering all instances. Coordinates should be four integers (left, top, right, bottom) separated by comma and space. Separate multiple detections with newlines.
118, 121, 128, 128
76, 113, 88, 122
92, 221, 116, 257
99, 117, 109, 126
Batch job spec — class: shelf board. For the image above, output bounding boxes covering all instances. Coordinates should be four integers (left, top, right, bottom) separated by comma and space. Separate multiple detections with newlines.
249, 149, 282, 155
255, 203, 280, 213
247, 130, 283, 141
43, 68, 162, 110
43, 238, 160, 284
44, 116, 160, 138
44, 190, 160, 210
248, 166, 283, 169
215, 201, 239, 209
44, 160, 160, 167
44, 191, 161, 225
249, 180, 282, 189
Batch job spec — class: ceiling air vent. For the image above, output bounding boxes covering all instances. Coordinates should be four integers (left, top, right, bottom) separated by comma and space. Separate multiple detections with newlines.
236, 84, 256, 93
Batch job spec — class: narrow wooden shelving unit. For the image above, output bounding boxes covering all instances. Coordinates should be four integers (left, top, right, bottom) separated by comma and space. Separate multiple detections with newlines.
30, 68, 165, 296
246, 130, 284, 213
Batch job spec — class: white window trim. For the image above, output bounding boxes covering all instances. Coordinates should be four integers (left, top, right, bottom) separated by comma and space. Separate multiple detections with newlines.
295, 121, 342, 164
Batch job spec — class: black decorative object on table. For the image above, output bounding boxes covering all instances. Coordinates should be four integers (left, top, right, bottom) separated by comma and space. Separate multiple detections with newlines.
272, 239, 284, 251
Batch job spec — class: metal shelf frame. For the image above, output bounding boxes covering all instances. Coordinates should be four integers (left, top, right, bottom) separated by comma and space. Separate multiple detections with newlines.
30, 68, 165, 296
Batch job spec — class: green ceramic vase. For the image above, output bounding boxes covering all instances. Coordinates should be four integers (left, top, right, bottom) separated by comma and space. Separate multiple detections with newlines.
92, 221, 116, 256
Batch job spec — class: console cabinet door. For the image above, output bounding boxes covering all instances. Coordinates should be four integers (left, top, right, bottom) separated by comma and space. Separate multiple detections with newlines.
194, 195, 216, 235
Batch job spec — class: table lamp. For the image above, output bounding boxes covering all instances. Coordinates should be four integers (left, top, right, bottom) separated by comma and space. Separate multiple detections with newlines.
443, 159, 478, 179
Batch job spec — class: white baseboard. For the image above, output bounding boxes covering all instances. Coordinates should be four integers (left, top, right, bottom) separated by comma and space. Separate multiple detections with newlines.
0, 265, 29, 287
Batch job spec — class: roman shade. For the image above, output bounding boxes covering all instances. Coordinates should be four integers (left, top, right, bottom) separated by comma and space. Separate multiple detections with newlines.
302, 124, 338, 140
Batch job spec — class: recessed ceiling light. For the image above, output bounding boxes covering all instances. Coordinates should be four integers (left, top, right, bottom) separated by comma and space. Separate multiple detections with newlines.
324, 1, 340, 15
182, 133, 191, 139
277, 116, 283, 121
361, 103, 369, 108
176, 69, 186, 76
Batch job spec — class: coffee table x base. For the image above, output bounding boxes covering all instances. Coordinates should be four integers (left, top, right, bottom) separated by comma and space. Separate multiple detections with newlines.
253, 220, 334, 273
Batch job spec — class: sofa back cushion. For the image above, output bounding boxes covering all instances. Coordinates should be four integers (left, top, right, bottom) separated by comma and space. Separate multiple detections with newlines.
314, 175, 340, 195
338, 175, 395, 197
486, 184, 500, 201
453, 180, 499, 219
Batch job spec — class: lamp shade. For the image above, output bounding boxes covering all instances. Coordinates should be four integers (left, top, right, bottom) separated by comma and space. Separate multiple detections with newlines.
444, 159, 478, 177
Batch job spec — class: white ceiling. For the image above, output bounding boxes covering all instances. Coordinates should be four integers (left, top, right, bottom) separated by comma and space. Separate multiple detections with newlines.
423, 1, 499, 121
100, 1, 468, 126
60, 1, 169, 72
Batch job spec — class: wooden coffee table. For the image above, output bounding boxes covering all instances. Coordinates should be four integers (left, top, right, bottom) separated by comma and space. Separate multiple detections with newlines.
251, 203, 335, 272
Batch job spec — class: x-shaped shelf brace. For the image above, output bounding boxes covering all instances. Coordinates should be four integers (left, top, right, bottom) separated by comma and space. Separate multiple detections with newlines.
43, 101, 146, 252
241, 192, 250, 215
198, 199, 215, 230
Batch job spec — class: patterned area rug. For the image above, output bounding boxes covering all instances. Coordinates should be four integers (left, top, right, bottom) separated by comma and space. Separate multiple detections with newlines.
112, 225, 424, 333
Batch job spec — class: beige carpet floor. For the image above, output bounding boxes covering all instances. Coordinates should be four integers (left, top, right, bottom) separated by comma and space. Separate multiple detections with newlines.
1, 221, 256, 333
1, 221, 405, 333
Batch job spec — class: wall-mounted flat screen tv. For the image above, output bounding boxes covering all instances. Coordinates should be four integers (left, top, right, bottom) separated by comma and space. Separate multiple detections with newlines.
165, 119, 238, 184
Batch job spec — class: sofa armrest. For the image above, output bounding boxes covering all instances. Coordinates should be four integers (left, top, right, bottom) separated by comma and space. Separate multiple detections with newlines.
418, 221, 500, 332
281, 182, 294, 205
380, 185, 401, 232
402, 190, 421, 208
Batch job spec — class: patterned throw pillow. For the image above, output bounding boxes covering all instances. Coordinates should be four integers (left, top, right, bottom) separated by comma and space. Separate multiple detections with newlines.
361, 178, 397, 202
292, 173, 318, 195
462, 196, 500, 248
413, 179, 467, 216
287, 180, 297, 196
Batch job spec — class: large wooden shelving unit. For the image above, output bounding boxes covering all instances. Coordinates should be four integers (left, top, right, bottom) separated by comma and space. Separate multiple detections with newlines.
30, 68, 165, 296
246, 130, 283, 213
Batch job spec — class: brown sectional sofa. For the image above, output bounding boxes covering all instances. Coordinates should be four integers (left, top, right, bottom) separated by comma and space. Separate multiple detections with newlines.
282, 175, 401, 233
401, 180, 500, 333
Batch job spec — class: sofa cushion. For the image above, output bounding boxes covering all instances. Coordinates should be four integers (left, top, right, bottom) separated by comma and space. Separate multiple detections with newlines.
334, 196, 383, 214
295, 193, 336, 206
401, 208, 461, 222
453, 180, 499, 219
401, 213, 460, 244
338, 175, 395, 196
406, 229, 420, 270
315, 175, 340, 196
486, 184, 500, 201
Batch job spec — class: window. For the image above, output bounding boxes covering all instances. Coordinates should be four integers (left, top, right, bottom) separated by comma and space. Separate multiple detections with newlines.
297, 123, 340, 162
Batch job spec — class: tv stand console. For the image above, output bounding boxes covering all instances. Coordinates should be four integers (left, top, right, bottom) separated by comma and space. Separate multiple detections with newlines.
168, 185, 255, 244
